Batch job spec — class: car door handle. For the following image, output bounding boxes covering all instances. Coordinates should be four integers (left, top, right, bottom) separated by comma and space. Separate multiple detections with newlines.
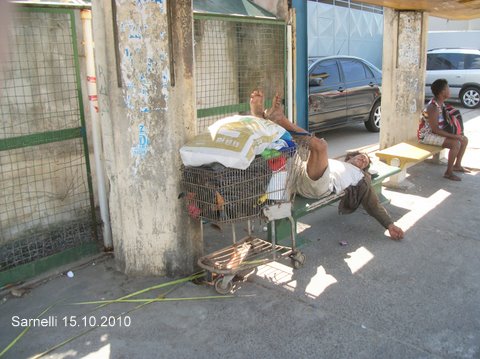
338, 87, 345, 92
368, 82, 375, 87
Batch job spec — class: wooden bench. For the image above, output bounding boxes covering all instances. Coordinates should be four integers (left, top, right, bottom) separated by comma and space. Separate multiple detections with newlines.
271, 160, 401, 244
375, 140, 444, 186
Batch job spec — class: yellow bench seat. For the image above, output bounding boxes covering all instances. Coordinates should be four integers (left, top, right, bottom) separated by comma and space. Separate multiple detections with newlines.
375, 141, 442, 168
375, 140, 443, 187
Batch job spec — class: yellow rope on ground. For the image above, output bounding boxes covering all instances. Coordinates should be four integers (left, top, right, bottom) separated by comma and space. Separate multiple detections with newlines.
72, 294, 241, 305
93, 271, 206, 309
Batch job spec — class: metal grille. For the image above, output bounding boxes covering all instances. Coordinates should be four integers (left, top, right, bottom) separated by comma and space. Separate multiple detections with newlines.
194, 15, 286, 132
181, 135, 310, 224
0, 8, 96, 271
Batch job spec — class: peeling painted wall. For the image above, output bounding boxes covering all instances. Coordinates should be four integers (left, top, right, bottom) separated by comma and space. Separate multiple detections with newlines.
93, 0, 201, 275
380, 9, 428, 149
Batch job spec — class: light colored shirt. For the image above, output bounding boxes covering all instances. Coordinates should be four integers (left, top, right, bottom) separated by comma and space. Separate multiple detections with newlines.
328, 159, 364, 194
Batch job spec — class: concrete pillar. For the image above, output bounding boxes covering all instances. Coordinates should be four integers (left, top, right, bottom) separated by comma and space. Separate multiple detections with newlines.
92, 0, 202, 276
292, 0, 308, 130
380, 9, 429, 149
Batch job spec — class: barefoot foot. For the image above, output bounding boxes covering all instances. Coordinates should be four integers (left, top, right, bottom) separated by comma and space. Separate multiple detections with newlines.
249, 90, 265, 118
264, 93, 282, 120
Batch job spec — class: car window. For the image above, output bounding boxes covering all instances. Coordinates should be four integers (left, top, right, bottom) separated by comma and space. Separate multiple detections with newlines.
427, 54, 447, 70
427, 53, 465, 70
465, 54, 480, 69
309, 60, 340, 87
339, 59, 368, 82
363, 64, 375, 79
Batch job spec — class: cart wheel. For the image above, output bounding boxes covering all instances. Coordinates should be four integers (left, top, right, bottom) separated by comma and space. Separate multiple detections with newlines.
292, 258, 302, 269
291, 252, 306, 269
214, 277, 233, 295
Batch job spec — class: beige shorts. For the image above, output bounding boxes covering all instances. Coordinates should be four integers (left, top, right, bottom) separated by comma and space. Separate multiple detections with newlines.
296, 160, 331, 199
419, 133, 446, 147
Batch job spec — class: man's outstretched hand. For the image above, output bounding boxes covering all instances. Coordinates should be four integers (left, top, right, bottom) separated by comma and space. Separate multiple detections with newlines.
387, 223, 404, 240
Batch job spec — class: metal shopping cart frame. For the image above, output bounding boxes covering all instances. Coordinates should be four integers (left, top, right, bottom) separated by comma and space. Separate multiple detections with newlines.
181, 134, 311, 294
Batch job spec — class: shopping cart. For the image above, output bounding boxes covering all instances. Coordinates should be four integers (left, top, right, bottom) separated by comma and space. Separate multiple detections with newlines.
180, 134, 311, 294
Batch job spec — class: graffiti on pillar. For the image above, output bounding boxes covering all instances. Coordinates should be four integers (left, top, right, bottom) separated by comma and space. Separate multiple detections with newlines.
118, 2, 169, 114
124, 81, 135, 110
128, 32, 142, 40
146, 57, 155, 74
124, 47, 133, 64
131, 123, 149, 158
161, 68, 169, 99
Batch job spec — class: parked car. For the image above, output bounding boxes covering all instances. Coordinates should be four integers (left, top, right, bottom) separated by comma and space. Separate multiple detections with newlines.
425, 48, 480, 109
307, 55, 382, 133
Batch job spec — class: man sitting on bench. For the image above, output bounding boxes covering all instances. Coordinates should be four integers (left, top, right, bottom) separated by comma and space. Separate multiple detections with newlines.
250, 90, 404, 241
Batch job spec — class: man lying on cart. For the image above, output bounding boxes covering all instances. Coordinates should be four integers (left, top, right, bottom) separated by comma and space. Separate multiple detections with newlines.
249, 90, 404, 241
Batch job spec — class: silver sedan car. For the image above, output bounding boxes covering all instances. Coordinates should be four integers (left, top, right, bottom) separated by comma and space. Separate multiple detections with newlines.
425, 48, 480, 109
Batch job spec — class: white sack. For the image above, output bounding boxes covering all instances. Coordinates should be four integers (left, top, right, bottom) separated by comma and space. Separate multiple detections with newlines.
180, 115, 286, 170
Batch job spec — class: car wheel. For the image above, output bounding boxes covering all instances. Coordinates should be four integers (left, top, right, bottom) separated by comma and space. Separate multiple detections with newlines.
460, 87, 480, 109
365, 101, 381, 132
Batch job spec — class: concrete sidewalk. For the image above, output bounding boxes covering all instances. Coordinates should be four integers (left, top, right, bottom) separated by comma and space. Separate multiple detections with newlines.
1, 111, 479, 359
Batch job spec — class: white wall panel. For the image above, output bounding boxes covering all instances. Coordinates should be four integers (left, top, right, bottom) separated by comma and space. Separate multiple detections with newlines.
307, 0, 383, 68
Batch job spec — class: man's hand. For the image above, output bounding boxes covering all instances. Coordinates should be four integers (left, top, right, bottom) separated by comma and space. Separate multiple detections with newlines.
387, 223, 404, 240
